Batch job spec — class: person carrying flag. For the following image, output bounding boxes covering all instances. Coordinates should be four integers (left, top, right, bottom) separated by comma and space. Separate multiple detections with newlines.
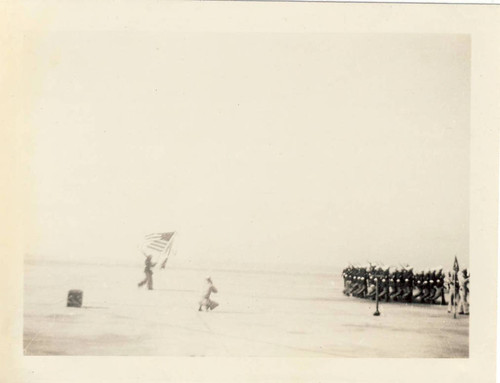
137, 232, 176, 290
138, 254, 156, 290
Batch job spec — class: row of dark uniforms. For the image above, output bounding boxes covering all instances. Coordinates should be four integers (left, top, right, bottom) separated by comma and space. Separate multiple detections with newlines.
342, 265, 470, 315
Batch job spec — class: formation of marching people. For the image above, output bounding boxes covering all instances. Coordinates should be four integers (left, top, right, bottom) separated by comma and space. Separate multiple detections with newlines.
342, 263, 470, 315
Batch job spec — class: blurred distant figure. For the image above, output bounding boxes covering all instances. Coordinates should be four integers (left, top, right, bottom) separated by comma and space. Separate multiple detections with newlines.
458, 269, 470, 315
138, 255, 156, 290
199, 276, 218, 312
446, 271, 459, 313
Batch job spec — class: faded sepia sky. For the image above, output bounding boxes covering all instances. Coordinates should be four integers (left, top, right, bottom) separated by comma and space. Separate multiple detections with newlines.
26, 33, 470, 270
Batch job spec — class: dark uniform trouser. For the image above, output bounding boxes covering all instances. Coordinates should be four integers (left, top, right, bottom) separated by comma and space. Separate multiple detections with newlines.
138, 270, 153, 290
343, 280, 351, 295
379, 285, 388, 301
390, 287, 402, 301
355, 284, 367, 298
431, 287, 446, 305
384, 286, 390, 302
401, 286, 412, 302
366, 284, 377, 299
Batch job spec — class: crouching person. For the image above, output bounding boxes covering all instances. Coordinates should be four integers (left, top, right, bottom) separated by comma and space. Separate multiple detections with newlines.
199, 276, 219, 312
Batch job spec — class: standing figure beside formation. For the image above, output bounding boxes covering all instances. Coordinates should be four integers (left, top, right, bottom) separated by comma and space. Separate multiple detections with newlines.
446, 271, 459, 313
199, 276, 219, 312
458, 269, 470, 315
138, 254, 156, 290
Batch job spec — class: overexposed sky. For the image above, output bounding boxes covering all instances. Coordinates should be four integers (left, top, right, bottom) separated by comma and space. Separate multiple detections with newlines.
26, 33, 470, 270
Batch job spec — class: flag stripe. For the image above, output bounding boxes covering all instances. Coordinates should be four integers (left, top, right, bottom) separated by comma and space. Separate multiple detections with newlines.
149, 240, 168, 247
145, 240, 169, 248
147, 241, 166, 248
147, 243, 166, 251
145, 235, 162, 240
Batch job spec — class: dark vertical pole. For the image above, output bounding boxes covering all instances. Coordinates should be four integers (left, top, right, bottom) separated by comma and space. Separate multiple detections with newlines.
453, 271, 457, 319
374, 278, 381, 316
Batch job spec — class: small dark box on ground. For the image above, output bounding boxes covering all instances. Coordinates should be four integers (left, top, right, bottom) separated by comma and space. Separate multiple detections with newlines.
67, 289, 83, 307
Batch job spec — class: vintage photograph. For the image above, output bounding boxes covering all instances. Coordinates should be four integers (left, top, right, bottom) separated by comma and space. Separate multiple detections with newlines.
21, 32, 472, 358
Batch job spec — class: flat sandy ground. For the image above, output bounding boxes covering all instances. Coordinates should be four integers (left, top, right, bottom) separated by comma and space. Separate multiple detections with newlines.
24, 260, 468, 357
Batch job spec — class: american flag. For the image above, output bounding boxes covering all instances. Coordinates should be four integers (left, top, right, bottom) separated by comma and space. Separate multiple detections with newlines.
453, 256, 460, 272
143, 232, 176, 255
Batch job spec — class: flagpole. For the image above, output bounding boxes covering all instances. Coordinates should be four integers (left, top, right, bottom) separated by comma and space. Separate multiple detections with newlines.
373, 278, 381, 316
453, 255, 459, 319
160, 243, 172, 269
453, 270, 457, 319
160, 232, 176, 269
